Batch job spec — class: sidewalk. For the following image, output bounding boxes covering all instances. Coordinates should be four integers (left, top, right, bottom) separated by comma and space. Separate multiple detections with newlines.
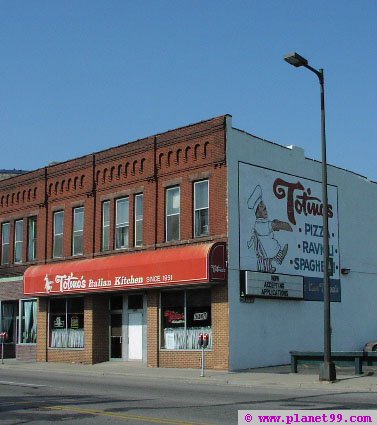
1, 359, 377, 392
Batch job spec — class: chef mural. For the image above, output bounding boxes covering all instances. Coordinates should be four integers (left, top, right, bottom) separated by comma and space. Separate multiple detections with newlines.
247, 184, 293, 273
239, 162, 340, 283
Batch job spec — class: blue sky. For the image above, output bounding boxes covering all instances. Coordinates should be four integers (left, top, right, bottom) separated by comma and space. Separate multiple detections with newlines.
2, 1, 376, 181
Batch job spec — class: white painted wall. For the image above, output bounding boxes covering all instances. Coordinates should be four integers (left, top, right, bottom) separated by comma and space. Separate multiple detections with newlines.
226, 116, 377, 370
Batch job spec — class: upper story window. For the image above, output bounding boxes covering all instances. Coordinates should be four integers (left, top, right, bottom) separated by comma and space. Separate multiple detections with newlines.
14, 219, 24, 263
72, 207, 84, 256
53, 211, 64, 258
166, 187, 180, 242
194, 180, 209, 237
27, 217, 37, 262
134, 194, 143, 247
102, 201, 110, 252
1, 222, 10, 265
115, 197, 129, 249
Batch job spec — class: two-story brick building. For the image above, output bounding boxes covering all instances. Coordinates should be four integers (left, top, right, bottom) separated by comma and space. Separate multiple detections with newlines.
1, 115, 377, 371
0, 116, 229, 368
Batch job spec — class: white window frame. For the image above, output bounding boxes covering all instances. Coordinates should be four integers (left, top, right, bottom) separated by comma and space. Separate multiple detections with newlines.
134, 194, 143, 247
166, 186, 180, 242
72, 207, 84, 256
102, 201, 110, 252
14, 219, 23, 263
53, 211, 64, 258
194, 180, 209, 237
1, 222, 10, 265
115, 197, 129, 249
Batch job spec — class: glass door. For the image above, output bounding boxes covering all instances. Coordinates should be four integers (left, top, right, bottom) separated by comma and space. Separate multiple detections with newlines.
109, 295, 123, 360
110, 313, 122, 359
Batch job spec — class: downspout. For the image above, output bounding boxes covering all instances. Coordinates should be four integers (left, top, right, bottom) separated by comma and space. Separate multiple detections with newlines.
92, 154, 97, 258
44, 166, 48, 264
153, 135, 160, 367
153, 136, 158, 249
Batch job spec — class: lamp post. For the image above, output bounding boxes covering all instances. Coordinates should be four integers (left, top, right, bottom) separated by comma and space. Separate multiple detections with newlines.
284, 52, 336, 382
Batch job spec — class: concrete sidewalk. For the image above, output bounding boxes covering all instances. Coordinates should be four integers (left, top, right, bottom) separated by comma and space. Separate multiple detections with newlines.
1, 359, 377, 392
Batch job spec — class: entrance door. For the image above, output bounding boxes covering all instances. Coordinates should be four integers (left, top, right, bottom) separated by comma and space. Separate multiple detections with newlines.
110, 313, 122, 359
128, 312, 143, 360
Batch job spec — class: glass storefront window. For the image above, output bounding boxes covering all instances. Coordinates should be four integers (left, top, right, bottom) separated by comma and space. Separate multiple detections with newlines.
0, 301, 17, 343
161, 289, 212, 350
20, 299, 37, 344
49, 297, 84, 348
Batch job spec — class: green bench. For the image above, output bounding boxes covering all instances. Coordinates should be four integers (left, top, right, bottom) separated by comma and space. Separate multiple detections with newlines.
290, 351, 377, 375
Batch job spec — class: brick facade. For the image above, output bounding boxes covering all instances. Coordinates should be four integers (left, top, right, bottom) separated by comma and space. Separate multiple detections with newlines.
0, 116, 230, 369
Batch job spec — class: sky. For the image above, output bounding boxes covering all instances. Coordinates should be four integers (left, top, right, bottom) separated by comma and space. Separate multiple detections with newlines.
1, 1, 376, 181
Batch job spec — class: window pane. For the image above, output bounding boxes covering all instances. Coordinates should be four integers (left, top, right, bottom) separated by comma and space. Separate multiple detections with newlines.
166, 215, 179, 241
166, 187, 180, 215
135, 220, 143, 246
73, 208, 84, 231
50, 298, 66, 313
186, 289, 211, 328
1, 302, 15, 343
2, 222, 10, 241
116, 198, 129, 225
54, 211, 64, 234
102, 201, 110, 251
49, 297, 84, 348
14, 220, 23, 263
53, 212, 64, 258
20, 299, 37, 344
195, 181, 208, 210
135, 194, 143, 247
135, 194, 143, 218
161, 291, 185, 349
115, 225, 129, 249
28, 217, 37, 261
67, 297, 84, 313
195, 209, 209, 237
73, 234, 83, 256
54, 235, 63, 258
1, 223, 10, 265
110, 295, 123, 311
128, 294, 143, 310
73, 208, 84, 256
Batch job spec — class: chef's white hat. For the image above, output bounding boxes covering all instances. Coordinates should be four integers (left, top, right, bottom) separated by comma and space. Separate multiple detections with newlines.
247, 185, 262, 210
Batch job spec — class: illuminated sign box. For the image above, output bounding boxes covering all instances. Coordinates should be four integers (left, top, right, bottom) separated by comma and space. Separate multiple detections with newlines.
244, 271, 303, 300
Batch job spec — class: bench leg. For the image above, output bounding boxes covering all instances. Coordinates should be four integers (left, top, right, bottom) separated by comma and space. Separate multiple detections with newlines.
355, 357, 363, 375
291, 356, 298, 373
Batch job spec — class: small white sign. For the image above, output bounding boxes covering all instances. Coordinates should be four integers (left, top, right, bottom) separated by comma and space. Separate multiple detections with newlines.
245, 271, 303, 299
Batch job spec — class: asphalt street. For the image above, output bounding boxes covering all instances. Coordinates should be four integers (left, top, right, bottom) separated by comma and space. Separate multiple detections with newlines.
1, 363, 377, 425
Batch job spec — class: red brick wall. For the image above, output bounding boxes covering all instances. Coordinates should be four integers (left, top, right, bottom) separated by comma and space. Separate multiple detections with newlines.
16, 344, 36, 361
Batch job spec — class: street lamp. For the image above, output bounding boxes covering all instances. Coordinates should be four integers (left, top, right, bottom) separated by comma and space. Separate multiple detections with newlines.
284, 52, 336, 382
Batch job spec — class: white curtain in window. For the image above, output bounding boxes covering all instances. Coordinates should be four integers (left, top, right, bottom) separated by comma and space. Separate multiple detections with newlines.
51, 329, 84, 348
31, 300, 37, 343
24, 301, 32, 342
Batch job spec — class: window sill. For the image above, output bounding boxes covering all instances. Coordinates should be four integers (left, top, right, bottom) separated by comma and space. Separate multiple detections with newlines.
48, 347, 85, 350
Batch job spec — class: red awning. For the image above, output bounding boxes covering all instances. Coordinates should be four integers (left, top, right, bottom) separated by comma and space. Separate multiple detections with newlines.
24, 243, 226, 296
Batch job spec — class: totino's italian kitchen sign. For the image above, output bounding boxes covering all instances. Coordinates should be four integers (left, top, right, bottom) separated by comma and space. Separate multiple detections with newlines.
24, 243, 226, 296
